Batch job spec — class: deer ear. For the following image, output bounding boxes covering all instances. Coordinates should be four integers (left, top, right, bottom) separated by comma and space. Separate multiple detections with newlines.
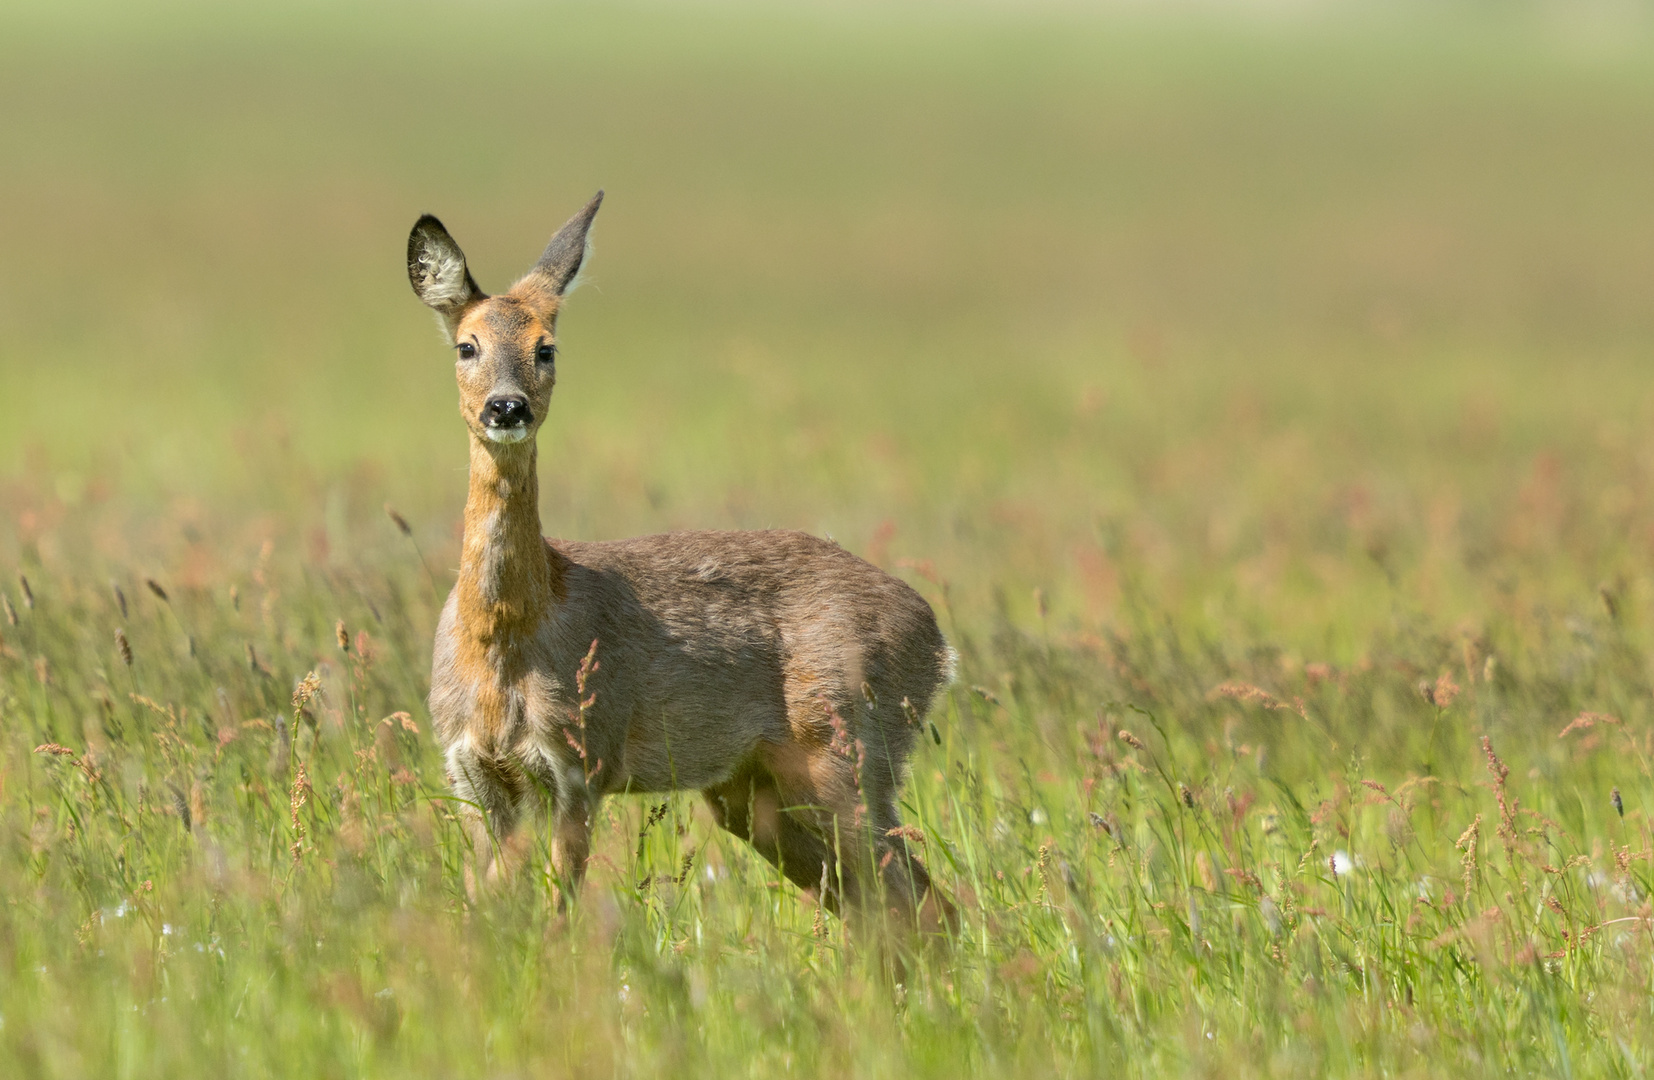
530, 191, 603, 297
408, 215, 482, 337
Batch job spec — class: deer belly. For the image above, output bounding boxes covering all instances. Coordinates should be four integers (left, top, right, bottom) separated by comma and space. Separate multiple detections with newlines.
617, 704, 776, 792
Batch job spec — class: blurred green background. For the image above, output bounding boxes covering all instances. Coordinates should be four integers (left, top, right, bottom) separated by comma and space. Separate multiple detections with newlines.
10, 5, 1654, 1075
5, 0, 1654, 646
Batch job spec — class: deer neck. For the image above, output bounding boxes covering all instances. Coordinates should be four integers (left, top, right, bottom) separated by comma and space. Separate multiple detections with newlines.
455, 435, 559, 650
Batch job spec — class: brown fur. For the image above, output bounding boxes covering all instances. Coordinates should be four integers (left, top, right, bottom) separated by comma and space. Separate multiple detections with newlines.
409, 194, 955, 928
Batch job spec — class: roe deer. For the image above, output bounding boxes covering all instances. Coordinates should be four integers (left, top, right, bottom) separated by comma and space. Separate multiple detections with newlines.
407, 192, 956, 930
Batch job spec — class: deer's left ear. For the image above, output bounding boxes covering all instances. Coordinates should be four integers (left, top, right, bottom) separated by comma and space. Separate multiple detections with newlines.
529, 191, 603, 297
408, 215, 483, 338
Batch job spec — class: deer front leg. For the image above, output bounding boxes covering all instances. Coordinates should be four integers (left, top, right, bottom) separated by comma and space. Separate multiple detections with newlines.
550, 804, 591, 905
532, 752, 594, 909
447, 745, 532, 899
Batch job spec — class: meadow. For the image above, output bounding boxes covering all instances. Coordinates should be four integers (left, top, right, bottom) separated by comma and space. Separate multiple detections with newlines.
3, 2, 1654, 1075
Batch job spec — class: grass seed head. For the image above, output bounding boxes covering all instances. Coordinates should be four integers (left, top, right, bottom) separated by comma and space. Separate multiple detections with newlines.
1456, 814, 1482, 895
114, 628, 133, 667
336, 620, 349, 652
291, 670, 322, 712
145, 578, 169, 604
170, 785, 191, 832
289, 761, 311, 862
290, 761, 310, 819
385, 503, 413, 537
111, 581, 127, 619
17, 574, 32, 609
1559, 712, 1618, 739
1420, 672, 1460, 708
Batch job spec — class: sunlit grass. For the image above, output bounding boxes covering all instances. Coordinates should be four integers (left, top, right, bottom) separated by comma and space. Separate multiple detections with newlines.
4, 2, 1654, 1077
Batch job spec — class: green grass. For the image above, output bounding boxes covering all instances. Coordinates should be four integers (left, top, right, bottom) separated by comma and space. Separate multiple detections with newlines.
4, 2, 1654, 1076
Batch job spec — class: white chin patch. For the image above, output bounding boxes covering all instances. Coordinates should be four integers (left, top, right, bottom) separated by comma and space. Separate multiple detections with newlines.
482, 426, 531, 444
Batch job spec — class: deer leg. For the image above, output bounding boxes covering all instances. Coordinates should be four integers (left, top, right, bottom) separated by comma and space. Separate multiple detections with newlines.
759, 743, 887, 916
510, 746, 593, 908
864, 791, 958, 936
705, 746, 948, 933
701, 765, 762, 841
703, 765, 852, 911
549, 807, 590, 904
547, 760, 593, 907
804, 739, 953, 936
853, 709, 958, 937
446, 747, 530, 899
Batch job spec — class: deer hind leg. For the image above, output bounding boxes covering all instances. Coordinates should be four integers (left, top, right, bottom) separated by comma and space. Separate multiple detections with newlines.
751, 740, 895, 918
774, 743, 954, 938
703, 742, 949, 932
840, 715, 957, 937
702, 762, 852, 912
862, 784, 958, 936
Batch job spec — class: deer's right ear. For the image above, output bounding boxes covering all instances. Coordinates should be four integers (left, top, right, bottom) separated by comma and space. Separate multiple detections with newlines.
407, 215, 483, 338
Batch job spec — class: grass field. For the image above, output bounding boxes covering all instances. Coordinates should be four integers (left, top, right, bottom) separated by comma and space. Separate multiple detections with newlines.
4, 2, 1654, 1075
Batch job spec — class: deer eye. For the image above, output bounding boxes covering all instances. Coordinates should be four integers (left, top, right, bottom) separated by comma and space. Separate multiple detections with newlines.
457, 342, 477, 360
536, 343, 555, 363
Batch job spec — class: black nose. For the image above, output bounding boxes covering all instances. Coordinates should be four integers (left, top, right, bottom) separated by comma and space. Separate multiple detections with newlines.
483, 396, 532, 427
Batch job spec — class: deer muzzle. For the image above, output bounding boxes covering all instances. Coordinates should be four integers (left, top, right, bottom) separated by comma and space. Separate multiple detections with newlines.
482, 395, 533, 442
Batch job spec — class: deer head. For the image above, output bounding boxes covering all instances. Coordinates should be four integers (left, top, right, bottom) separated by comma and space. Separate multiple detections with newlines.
407, 192, 603, 446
